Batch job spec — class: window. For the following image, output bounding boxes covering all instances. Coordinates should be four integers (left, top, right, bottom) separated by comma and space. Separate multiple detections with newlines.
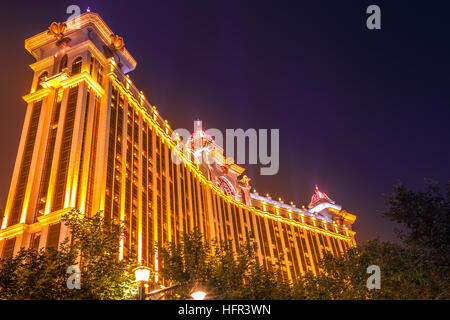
36, 71, 48, 90
218, 176, 236, 198
71, 57, 82, 75
2, 237, 16, 258
59, 54, 68, 73
46, 223, 61, 250
97, 64, 103, 84
89, 56, 95, 76
30, 232, 41, 250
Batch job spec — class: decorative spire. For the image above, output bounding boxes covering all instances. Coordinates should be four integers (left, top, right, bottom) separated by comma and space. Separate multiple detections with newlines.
308, 185, 335, 209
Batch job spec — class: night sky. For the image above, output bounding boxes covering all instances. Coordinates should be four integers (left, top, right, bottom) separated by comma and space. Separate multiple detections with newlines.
0, 0, 449, 243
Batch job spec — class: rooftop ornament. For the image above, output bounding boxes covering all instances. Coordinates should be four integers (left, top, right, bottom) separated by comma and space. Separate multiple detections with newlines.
308, 185, 335, 209
110, 34, 125, 51
48, 22, 71, 48
47, 22, 67, 40
239, 175, 251, 186
109, 34, 125, 70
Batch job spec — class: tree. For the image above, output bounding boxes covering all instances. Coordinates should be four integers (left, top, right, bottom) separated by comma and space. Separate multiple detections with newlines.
292, 239, 448, 299
2, 180, 448, 300
156, 229, 212, 299
383, 180, 450, 266
157, 229, 293, 299
0, 210, 137, 300
62, 210, 137, 299
291, 180, 450, 300
0, 240, 78, 299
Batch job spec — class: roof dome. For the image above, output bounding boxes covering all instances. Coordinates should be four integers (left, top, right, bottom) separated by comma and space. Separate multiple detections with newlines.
308, 185, 335, 209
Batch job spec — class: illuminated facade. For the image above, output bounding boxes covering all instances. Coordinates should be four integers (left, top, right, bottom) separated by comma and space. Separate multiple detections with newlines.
0, 12, 356, 281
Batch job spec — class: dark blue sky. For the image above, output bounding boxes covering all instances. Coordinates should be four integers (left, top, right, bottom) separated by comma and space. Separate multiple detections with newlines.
0, 0, 449, 243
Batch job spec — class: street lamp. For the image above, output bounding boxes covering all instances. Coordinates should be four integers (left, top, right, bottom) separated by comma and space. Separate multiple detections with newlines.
134, 266, 151, 282
134, 266, 151, 300
134, 266, 208, 300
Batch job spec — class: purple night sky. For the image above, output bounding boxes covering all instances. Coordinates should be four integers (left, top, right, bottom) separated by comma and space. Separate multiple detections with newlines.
0, 0, 449, 243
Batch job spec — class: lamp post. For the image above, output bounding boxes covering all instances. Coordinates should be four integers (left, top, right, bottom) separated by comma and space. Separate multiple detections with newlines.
133, 266, 207, 300
134, 266, 151, 300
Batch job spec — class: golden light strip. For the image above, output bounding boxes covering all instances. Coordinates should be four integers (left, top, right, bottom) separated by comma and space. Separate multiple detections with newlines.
0, 223, 27, 240
106, 70, 354, 244
61, 72, 105, 97
23, 88, 52, 103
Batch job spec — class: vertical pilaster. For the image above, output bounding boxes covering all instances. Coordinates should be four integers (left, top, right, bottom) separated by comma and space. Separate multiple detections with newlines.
118, 99, 128, 260
137, 114, 143, 263
1, 101, 34, 229
263, 218, 276, 268
291, 225, 305, 274
67, 82, 88, 208
78, 89, 96, 213
205, 187, 216, 242
92, 80, 112, 214
249, 210, 264, 266
24, 91, 56, 224
44, 87, 69, 214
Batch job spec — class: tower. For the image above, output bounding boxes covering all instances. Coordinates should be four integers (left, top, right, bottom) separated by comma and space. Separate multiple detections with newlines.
0, 12, 136, 257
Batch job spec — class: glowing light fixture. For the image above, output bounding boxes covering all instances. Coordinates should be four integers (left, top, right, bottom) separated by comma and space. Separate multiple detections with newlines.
190, 282, 207, 300
134, 266, 151, 283
191, 291, 206, 300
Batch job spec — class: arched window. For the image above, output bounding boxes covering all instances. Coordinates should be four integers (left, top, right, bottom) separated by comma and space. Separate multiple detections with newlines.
59, 54, 68, 73
36, 71, 48, 90
217, 176, 236, 198
71, 57, 82, 75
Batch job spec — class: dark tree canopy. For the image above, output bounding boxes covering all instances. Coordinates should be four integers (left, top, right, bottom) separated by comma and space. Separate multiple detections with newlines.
1, 180, 448, 300
0, 210, 137, 300
383, 180, 450, 264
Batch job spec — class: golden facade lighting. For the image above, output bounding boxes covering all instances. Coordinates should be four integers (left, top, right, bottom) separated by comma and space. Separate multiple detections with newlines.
0, 12, 357, 283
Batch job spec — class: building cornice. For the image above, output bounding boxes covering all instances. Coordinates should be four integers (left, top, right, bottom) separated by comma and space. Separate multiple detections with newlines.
60, 71, 105, 97
23, 87, 52, 103
23, 70, 104, 103
29, 55, 54, 72
0, 223, 28, 240
37, 208, 73, 226
25, 12, 136, 71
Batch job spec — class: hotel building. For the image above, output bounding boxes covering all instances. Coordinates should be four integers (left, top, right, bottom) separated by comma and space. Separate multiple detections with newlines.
0, 12, 356, 282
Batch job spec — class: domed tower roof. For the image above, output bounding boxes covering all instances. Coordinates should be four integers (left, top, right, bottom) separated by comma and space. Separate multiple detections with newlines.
308, 185, 335, 209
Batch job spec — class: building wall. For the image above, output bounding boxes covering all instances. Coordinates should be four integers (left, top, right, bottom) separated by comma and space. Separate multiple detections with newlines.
0, 12, 356, 283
